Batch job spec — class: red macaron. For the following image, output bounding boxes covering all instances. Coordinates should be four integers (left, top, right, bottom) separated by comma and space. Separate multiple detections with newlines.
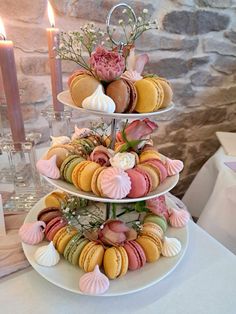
124, 241, 146, 270
126, 168, 151, 198
45, 216, 68, 241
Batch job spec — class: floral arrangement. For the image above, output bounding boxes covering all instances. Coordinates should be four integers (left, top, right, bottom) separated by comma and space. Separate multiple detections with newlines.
57, 7, 158, 82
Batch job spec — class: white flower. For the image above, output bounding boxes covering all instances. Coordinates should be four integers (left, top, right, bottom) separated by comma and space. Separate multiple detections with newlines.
122, 9, 127, 14
143, 9, 148, 14
128, 18, 133, 23
99, 31, 104, 36
138, 16, 142, 22
59, 43, 64, 49
118, 19, 124, 25
101, 41, 105, 45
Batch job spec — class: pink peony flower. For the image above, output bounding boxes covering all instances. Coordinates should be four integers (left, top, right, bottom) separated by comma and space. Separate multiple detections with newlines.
98, 219, 137, 246
146, 195, 169, 220
90, 145, 114, 166
89, 46, 125, 82
116, 118, 158, 143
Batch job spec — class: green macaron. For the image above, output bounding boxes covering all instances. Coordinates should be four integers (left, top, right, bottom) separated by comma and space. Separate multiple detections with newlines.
64, 156, 85, 183
60, 155, 78, 179
64, 232, 82, 261
64, 233, 89, 265
143, 214, 168, 233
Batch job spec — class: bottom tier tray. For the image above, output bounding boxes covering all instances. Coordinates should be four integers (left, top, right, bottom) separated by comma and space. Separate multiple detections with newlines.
22, 193, 188, 296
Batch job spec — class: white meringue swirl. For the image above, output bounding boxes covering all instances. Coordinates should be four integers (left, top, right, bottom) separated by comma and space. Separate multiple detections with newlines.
161, 236, 181, 257
34, 241, 60, 267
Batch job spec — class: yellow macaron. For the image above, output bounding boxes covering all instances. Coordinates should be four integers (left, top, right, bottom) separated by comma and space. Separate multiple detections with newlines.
71, 161, 90, 189
134, 79, 158, 113
53, 226, 78, 254
77, 161, 101, 192
139, 150, 161, 163
136, 164, 160, 191
136, 233, 162, 263
91, 166, 106, 196
79, 241, 105, 272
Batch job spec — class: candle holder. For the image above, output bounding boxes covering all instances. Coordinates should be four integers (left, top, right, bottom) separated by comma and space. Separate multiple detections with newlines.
41, 106, 72, 137
0, 139, 52, 212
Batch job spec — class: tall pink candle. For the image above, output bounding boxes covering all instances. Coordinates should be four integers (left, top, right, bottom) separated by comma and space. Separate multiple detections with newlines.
47, 1, 64, 112
0, 18, 25, 142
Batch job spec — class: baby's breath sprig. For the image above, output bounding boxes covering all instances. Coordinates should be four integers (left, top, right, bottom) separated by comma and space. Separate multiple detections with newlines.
57, 23, 106, 70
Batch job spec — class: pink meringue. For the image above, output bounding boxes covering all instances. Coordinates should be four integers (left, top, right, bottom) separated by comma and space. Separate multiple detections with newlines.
165, 158, 184, 176
71, 126, 95, 141
100, 167, 131, 199
79, 265, 109, 295
19, 221, 46, 245
121, 70, 143, 82
90, 145, 114, 166
169, 208, 190, 228
36, 155, 60, 179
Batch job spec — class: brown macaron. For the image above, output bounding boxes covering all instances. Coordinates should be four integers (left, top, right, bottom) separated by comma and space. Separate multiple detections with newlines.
106, 79, 130, 113
124, 79, 137, 113
37, 207, 62, 224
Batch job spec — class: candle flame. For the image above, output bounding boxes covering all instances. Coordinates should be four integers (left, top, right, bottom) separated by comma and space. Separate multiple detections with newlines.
47, 1, 55, 27
0, 17, 6, 40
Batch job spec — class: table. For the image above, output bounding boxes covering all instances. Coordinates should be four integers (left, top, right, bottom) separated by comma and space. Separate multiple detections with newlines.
1, 221, 236, 314
183, 147, 236, 254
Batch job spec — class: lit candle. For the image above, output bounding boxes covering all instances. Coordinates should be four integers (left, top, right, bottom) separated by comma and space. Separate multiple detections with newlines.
0, 17, 25, 142
47, 1, 64, 112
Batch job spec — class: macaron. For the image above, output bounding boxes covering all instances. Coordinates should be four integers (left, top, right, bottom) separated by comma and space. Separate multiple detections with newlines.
139, 150, 161, 163
63, 233, 89, 265
143, 214, 168, 233
136, 164, 159, 191
44, 191, 68, 208
106, 78, 137, 113
79, 241, 105, 272
123, 241, 146, 270
145, 77, 164, 111
70, 74, 100, 107
45, 216, 68, 241
141, 222, 164, 239
136, 233, 162, 262
77, 161, 101, 192
143, 159, 168, 183
152, 77, 173, 109
46, 145, 72, 168
126, 168, 150, 198
103, 246, 128, 279
60, 155, 85, 183
134, 79, 158, 113
91, 166, 106, 196
37, 207, 62, 224
53, 226, 78, 254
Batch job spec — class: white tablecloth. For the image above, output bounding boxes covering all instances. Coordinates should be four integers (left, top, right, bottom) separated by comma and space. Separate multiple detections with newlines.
183, 147, 236, 254
1, 221, 236, 314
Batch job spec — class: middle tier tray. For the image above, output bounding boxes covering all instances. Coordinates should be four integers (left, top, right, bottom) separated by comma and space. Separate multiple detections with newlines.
57, 90, 174, 119
42, 174, 179, 203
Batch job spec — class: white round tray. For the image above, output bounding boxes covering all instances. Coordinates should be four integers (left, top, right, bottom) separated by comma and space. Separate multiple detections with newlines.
42, 174, 179, 203
57, 90, 174, 119
22, 194, 188, 296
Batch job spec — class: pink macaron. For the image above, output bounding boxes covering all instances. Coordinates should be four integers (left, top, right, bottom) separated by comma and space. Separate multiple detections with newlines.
124, 240, 146, 270
126, 168, 150, 198
143, 159, 168, 182
45, 216, 67, 241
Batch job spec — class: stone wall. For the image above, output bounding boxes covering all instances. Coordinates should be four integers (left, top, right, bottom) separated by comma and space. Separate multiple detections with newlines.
1, 0, 236, 197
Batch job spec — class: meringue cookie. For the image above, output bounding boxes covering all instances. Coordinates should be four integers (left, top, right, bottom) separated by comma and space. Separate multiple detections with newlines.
161, 236, 181, 257
50, 136, 70, 146
110, 152, 135, 170
34, 241, 60, 267
169, 208, 190, 228
121, 70, 143, 82
79, 265, 109, 295
82, 85, 115, 113
19, 221, 46, 245
165, 158, 184, 176
36, 155, 60, 179
71, 126, 95, 141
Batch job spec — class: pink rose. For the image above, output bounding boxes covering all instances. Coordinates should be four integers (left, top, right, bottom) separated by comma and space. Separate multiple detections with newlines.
98, 219, 137, 246
90, 145, 114, 166
116, 118, 158, 143
89, 46, 125, 82
146, 195, 169, 219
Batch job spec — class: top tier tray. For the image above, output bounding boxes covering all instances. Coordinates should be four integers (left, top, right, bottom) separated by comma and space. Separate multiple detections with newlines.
57, 90, 174, 119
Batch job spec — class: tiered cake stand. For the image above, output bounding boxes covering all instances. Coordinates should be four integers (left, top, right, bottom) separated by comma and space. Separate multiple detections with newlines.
22, 92, 189, 296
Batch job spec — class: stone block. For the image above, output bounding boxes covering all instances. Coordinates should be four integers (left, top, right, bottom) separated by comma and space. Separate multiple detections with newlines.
198, 86, 236, 106
51, 0, 155, 24
212, 56, 236, 74
190, 71, 224, 86
203, 38, 236, 57
195, 0, 232, 8
224, 30, 236, 44
20, 56, 49, 76
187, 56, 210, 69
163, 10, 230, 35
18, 76, 50, 104
171, 81, 196, 106
6, 24, 48, 53
136, 32, 198, 52
158, 143, 187, 161
0, 0, 46, 23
